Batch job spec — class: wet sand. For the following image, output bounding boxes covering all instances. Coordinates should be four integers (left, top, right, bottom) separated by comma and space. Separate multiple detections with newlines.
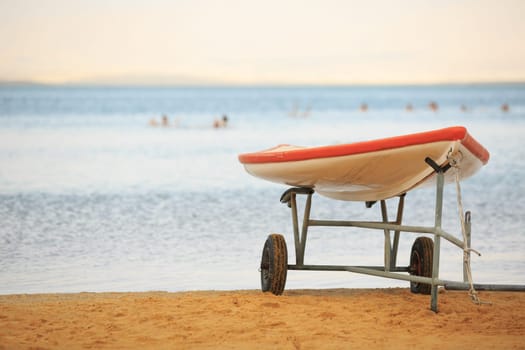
1, 288, 524, 349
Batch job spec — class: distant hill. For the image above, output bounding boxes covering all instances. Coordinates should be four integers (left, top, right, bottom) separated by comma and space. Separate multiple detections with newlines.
0, 74, 227, 87
74, 74, 226, 86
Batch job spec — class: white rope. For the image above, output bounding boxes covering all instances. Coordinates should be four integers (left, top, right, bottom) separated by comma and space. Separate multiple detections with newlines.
447, 151, 488, 305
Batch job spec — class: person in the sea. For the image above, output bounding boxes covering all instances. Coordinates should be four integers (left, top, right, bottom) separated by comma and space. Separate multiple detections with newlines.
150, 114, 170, 127
213, 115, 229, 128
161, 114, 169, 127
149, 118, 159, 127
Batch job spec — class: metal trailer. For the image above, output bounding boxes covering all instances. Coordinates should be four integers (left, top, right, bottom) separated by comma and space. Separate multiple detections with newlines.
259, 157, 525, 312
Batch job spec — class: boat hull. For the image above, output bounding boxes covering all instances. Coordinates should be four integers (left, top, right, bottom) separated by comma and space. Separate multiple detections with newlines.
238, 127, 489, 201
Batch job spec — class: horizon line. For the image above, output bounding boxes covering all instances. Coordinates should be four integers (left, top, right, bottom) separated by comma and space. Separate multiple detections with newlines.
1, 79, 525, 88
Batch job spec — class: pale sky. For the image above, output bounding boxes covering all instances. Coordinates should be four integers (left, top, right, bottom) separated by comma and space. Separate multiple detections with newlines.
1, 0, 524, 85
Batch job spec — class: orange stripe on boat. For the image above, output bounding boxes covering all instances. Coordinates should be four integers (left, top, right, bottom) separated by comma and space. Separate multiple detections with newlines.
238, 126, 489, 165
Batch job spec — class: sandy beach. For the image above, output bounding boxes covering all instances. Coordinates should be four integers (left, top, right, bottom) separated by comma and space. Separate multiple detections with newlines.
1, 288, 524, 349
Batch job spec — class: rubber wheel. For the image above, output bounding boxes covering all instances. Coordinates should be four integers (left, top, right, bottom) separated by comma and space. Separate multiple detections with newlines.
260, 234, 288, 295
409, 237, 434, 295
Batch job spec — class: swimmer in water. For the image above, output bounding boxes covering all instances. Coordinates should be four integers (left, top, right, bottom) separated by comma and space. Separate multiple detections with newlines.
161, 114, 169, 127
213, 115, 229, 128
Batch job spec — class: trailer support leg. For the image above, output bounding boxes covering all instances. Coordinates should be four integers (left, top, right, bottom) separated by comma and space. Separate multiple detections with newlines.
380, 200, 392, 272
431, 171, 445, 312
287, 189, 313, 266
391, 194, 405, 269
463, 211, 472, 283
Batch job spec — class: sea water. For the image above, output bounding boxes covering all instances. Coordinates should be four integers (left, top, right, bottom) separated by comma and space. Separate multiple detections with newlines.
1, 84, 524, 294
